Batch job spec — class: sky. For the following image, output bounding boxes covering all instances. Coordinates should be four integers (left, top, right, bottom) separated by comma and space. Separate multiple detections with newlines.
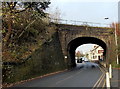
49, 0, 119, 53
118, 2, 120, 23
49, 0, 119, 24
75, 44, 96, 54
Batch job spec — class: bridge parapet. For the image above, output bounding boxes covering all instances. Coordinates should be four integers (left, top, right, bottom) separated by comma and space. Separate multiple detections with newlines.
49, 18, 110, 27
56, 24, 113, 37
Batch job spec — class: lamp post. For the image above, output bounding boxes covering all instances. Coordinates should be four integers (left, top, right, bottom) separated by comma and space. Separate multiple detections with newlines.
104, 17, 111, 88
104, 17, 110, 66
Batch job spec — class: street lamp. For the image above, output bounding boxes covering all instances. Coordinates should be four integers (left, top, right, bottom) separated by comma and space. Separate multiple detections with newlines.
104, 17, 109, 20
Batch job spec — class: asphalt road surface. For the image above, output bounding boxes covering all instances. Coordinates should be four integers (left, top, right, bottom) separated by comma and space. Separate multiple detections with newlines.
12, 62, 105, 88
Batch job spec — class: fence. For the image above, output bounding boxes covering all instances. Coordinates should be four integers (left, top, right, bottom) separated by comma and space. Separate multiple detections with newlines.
49, 18, 110, 27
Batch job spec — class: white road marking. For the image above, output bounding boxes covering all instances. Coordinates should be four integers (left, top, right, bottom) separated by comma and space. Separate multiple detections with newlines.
92, 66, 105, 89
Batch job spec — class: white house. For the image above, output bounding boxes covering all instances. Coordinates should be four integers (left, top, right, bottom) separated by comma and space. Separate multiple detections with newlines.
86, 45, 104, 61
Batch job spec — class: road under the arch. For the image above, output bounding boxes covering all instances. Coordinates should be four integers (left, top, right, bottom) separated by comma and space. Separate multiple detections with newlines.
67, 37, 107, 67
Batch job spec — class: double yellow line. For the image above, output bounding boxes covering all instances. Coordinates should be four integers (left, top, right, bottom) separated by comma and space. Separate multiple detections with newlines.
92, 66, 106, 89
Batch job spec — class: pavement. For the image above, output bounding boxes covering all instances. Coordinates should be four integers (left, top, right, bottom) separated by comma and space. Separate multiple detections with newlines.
9, 62, 105, 88
111, 68, 120, 88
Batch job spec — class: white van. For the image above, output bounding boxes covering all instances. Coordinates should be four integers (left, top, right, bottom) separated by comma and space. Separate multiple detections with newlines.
82, 57, 89, 62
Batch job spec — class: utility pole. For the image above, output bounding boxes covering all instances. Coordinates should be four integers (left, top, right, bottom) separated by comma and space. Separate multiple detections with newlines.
114, 23, 119, 64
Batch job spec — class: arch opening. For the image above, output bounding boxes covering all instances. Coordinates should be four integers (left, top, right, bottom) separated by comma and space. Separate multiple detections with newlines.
67, 37, 107, 67
75, 44, 104, 62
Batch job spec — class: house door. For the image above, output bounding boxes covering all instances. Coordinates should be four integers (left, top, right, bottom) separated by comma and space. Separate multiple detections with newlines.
98, 56, 100, 60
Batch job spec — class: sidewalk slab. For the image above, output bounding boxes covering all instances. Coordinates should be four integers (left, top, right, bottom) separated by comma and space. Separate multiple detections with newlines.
111, 69, 120, 88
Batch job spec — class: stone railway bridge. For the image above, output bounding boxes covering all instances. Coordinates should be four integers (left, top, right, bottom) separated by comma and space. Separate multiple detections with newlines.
55, 24, 116, 68
2, 22, 117, 84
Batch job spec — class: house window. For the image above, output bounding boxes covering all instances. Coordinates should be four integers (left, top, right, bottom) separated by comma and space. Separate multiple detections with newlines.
93, 56, 97, 59
98, 50, 104, 53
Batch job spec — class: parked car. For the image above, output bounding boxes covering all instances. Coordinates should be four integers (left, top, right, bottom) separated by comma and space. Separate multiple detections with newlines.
82, 57, 89, 62
77, 58, 83, 63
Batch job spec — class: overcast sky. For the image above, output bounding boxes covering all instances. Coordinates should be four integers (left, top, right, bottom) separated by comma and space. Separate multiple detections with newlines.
49, 0, 118, 24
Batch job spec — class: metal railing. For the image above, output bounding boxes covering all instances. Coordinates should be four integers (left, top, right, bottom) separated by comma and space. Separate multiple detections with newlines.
49, 18, 110, 27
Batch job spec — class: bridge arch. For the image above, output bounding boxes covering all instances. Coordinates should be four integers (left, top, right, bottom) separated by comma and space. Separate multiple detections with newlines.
67, 37, 107, 67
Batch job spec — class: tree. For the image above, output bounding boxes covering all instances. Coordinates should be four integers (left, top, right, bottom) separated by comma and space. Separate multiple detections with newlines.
2, 1, 51, 46
47, 6, 62, 23
110, 23, 120, 36
2, 1, 51, 62
110, 23, 120, 63
75, 51, 84, 59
